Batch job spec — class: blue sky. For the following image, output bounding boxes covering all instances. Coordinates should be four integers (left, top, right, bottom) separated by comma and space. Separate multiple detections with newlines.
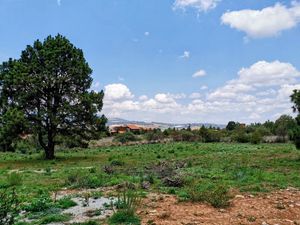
1, 0, 300, 124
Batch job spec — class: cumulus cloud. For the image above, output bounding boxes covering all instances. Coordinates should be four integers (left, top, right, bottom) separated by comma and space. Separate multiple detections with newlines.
221, 2, 300, 38
192, 69, 206, 78
173, 0, 220, 12
102, 61, 300, 123
104, 83, 134, 101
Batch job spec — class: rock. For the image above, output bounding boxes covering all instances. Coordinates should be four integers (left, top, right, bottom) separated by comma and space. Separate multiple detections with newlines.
235, 195, 245, 199
141, 181, 151, 190
219, 209, 226, 213
262, 222, 269, 225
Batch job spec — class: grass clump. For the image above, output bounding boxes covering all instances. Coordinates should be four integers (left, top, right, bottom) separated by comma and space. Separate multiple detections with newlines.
109, 187, 141, 225
57, 197, 77, 209
38, 213, 71, 224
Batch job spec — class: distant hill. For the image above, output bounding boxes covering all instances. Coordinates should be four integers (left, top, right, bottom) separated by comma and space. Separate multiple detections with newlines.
107, 118, 226, 129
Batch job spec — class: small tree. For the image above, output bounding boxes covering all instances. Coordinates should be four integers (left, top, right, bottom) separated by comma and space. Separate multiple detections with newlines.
226, 121, 237, 131
0, 35, 106, 159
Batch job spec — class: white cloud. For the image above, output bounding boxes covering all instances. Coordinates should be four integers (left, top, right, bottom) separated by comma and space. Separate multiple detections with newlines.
139, 95, 148, 101
179, 51, 190, 59
102, 61, 300, 123
173, 0, 220, 12
200, 85, 208, 90
221, 2, 300, 38
237, 60, 300, 86
144, 31, 150, 36
57, 0, 61, 6
192, 69, 206, 78
104, 83, 134, 101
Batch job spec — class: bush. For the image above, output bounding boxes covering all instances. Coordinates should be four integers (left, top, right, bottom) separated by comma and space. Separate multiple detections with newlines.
251, 131, 262, 144
113, 132, 138, 144
186, 183, 231, 208
0, 188, 19, 225
145, 131, 164, 142
24, 193, 53, 212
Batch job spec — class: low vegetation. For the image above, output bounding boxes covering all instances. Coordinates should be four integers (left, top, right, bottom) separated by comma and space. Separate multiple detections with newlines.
0, 142, 299, 223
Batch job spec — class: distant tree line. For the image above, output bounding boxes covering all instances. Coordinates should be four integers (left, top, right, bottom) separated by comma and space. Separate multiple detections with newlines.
141, 114, 299, 145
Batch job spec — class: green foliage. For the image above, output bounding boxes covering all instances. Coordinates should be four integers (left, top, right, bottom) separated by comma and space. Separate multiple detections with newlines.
0, 108, 27, 152
226, 121, 237, 131
185, 183, 231, 208
110, 187, 142, 225
274, 115, 297, 141
108, 211, 141, 225
115, 188, 141, 215
24, 193, 53, 212
145, 130, 165, 141
70, 221, 100, 225
0, 34, 106, 159
113, 132, 139, 144
0, 188, 19, 225
66, 170, 104, 188
38, 213, 71, 224
6, 172, 22, 187
250, 131, 262, 144
290, 90, 300, 149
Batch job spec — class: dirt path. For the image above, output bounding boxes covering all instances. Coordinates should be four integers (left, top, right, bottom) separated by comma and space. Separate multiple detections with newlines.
138, 189, 300, 225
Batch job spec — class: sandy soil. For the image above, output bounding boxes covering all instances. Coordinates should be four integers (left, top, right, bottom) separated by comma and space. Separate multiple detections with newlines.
138, 188, 300, 225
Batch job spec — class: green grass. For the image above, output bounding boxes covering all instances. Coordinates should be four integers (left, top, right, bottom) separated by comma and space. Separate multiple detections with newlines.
0, 142, 300, 221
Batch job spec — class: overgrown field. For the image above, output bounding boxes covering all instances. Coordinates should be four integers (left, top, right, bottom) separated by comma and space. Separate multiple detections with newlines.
1, 142, 300, 224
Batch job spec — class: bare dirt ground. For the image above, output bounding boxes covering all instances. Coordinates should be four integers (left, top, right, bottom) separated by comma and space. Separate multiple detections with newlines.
138, 188, 300, 225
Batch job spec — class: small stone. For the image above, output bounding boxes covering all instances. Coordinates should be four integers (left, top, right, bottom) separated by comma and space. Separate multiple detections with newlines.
235, 195, 245, 199
289, 204, 295, 208
262, 222, 269, 225
219, 209, 226, 213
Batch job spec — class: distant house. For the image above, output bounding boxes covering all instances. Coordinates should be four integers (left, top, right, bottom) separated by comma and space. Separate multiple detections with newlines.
109, 124, 144, 134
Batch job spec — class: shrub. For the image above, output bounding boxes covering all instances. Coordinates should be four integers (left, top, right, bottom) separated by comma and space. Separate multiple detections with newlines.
186, 183, 231, 208
24, 193, 53, 212
145, 131, 164, 142
113, 132, 138, 144
0, 188, 19, 225
251, 131, 262, 144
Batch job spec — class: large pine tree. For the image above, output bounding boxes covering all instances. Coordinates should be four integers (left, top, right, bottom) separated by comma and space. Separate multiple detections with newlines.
0, 34, 106, 159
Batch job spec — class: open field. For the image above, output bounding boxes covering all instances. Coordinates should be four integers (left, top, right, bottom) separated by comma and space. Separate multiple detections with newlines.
1, 142, 300, 224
